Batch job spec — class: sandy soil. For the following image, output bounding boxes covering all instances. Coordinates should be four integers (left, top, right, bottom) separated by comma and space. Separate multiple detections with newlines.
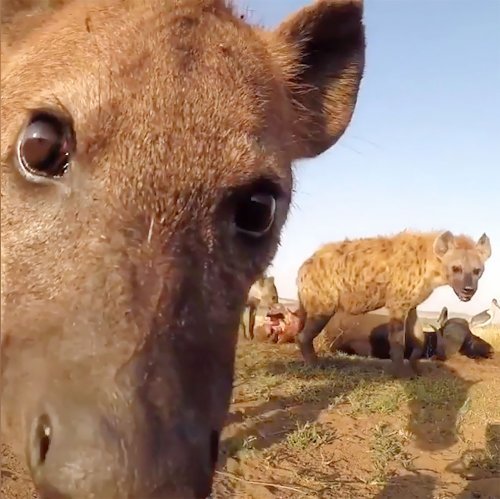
2, 334, 499, 498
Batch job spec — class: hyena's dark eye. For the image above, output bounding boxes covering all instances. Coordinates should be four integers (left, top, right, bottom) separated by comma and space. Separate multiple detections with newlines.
234, 191, 276, 238
17, 110, 76, 180
451, 265, 463, 274
231, 179, 282, 240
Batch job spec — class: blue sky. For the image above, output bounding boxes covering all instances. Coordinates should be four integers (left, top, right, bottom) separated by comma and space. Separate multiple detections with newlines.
239, 0, 499, 315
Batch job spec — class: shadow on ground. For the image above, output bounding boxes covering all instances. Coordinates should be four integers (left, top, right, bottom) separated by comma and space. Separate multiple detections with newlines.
219, 346, 479, 470
373, 472, 437, 498
376, 424, 500, 499
452, 422, 500, 499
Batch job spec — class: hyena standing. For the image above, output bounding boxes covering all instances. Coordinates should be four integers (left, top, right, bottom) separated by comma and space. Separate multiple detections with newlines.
1, 0, 366, 496
241, 275, 279, 339
295, 230, 491, 378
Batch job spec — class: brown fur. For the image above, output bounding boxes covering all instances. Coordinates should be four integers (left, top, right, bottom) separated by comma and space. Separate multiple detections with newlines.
296, 230, 491, 378
1, 1, 366, 497
321, 310, 425, 358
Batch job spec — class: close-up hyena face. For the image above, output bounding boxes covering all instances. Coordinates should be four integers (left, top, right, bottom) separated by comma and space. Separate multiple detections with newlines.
1, 0, 365, 498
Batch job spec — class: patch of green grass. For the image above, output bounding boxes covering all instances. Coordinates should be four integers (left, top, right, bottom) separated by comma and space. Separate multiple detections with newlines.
234, 344, 469, 420
370, 423, 413, 482
285, 421, 333, 451
404, 375, 470, 435
347, 380, 408, 414
233, 373, 282, 402
405, 376, 465, 407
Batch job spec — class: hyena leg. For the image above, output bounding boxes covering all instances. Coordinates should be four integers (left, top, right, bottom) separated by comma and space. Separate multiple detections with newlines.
240, 307, 252, 340
387, 313, 414, 379
296, 314, 332, 366
238, 308, 247, 340
248, 304, 257, 340
406, 307, 423, 376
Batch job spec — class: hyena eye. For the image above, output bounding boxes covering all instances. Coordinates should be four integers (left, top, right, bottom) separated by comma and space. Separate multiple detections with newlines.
452, 265, 463, 274
233, 189, 276, 239
472, 268, 481, 276
16, 110, 76, 181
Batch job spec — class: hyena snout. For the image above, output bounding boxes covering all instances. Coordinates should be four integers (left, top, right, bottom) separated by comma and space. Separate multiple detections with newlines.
27, 380, 222, 499
450, 272, 479, 302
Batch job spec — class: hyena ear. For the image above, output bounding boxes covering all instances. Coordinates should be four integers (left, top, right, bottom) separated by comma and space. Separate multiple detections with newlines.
268, 0, 366, 159
433, 231, 455, 259
437, 306, 448, 327
476, 233, 491, 262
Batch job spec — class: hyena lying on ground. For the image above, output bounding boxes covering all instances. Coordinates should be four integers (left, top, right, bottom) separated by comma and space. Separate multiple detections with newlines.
295, 230, 491, 378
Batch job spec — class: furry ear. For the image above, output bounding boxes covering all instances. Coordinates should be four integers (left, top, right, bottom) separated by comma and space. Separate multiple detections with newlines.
270, 0, 365, 159
433, 231, 455, 259
475, 233, 491, 262
437, 306, 448, 327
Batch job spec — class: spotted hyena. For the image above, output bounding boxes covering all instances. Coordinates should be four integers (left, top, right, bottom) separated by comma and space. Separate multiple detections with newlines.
295, 230, 491, 378
1, 0, 366, 497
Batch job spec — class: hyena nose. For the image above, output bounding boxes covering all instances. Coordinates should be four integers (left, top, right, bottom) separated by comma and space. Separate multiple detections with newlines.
27, 398, 132, 499
463, 286, 475, 293
28, 413, 53, 473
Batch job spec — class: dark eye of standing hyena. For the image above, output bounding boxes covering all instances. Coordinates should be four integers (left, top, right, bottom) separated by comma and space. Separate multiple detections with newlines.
14, 108, 279, 239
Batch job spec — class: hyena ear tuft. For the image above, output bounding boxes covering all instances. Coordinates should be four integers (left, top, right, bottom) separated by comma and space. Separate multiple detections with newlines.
271, 0, 366, 159
433, 231, 454, 259
476, 233, 491, 262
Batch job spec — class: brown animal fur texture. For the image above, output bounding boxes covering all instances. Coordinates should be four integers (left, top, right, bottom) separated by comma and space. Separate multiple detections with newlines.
296, 230, 491, 378
321, 310, 426, 358
1, 1, 366, 498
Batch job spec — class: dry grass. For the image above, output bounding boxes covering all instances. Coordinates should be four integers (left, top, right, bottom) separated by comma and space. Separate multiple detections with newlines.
472, 324, 500, 351
285, 421, 334, 450
370, 423, 413, 482
214, 338, 500, 498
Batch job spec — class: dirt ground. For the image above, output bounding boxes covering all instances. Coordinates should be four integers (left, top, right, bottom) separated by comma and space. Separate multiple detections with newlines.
2, 330, 500, 499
